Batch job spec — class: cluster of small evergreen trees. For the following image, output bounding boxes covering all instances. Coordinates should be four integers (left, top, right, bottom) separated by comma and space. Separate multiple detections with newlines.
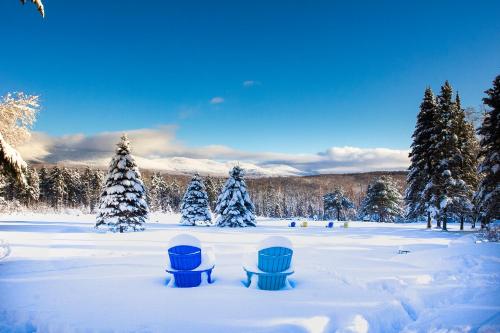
91, 135, 257, 231
406, 76, 499, 229
0, 165, 104, 212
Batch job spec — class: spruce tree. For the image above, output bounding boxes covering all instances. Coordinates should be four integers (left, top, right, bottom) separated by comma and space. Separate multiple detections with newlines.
204, 175, 222, 211
149, 172, 171, 213
323, 187, 354, 221
82, 167, 104, 213
168, 179, 182, 213
24, 166, 40, 207
63, 167, 83, 208
96, 135, 148, 232
215, 166, 256, 227
475, 75, 500, 227
422, 81, 464, 230
180, 173, 212, 226
49, 166, 67, 210
360, 176, 403, 222
38, 167, 51, 205
405, 87, 437, 227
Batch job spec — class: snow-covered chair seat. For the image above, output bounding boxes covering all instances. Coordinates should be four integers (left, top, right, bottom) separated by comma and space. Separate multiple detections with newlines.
165, 234, 215, 288
243, 236, 294, 290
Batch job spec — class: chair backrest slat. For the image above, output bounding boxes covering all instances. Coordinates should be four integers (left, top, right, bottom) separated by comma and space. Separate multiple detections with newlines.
258, 246, 293, 273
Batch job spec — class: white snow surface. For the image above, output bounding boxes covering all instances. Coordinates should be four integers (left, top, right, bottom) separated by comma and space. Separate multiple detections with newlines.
257, 236, 294, 251
0, 213, 499, 333
167, 233, 202, 249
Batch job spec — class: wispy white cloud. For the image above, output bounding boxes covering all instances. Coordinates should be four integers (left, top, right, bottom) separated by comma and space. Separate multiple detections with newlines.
243, 80, 260, 87
17, 126, 409, 176
209, 97, 224, 104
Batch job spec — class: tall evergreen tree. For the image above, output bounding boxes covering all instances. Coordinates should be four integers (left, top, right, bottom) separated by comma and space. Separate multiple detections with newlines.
180, 173, 212, 226
81, 167, 104, 213
24, 166, 40, 207
63, 167, 83, 208
38, 167, 51, 204
455, 93, 479, 191
405, 87, 438, 227
168, 179, 182, 213
96, 135, 148, 232
204, 175, 222, 211
215, 166, 256, 227
475, 75, 500, 227
360, 176, 403, 222
323, 187, 354, 221
149, 172, 171, 213
422, 81, 465, 230
49, 166, 67, 210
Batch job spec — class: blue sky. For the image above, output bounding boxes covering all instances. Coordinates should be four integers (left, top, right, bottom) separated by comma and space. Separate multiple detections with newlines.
1, 1, 499, 174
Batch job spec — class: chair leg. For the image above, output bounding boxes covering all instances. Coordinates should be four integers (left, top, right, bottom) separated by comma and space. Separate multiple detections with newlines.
246, 272, 253, 287
207, 270, 212, 284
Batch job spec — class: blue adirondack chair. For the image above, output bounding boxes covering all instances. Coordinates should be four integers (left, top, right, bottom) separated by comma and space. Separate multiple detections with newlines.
290, 221, 296, 227
243, 236, 294, 290
326, 221, 334, 228
165, 234, 215, 288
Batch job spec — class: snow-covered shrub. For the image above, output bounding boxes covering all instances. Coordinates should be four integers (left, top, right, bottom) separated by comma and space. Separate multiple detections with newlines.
479, 222, 500, 242
0, 239, 11, 261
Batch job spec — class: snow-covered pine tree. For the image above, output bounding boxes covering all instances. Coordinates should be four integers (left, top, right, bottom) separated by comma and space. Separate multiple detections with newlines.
204, 175, 222, 211
149, 172, 171, 213
49, 166, 67, 210
323, 187, 354, 221
439, 170, 473, 231
38, 167, 51, 205
360, 176, 403, 222
96, 135, 148, 232
63, 167, 83, 208
168, 180, 182, 213
215, 166, 256, 227
81, 167, 104, 213
405, 87, 438, 227
422, 81, 464, 230
455, 94, 479, 190
475, 75, 500, 227
24, 166, 40, 207
180, 173, 212, 226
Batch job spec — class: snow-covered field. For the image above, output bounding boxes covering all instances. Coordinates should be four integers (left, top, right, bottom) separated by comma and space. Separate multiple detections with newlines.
0, 214, 499, 333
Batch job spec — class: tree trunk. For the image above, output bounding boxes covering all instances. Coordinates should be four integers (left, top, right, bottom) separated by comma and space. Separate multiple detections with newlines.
337, 208, 341, 221
481, 218, 487, 230
442, 213, 447, 231
471, 218, 476, 229
427, 212, 432, 229
460, 216, 464, 231
437, 217, 441, 228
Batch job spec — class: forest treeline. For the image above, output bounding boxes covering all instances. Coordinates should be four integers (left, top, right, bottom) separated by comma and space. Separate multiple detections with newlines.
0, 164, 405, 219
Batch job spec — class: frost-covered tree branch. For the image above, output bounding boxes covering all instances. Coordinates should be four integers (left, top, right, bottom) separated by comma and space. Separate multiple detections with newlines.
20, 0, 45, 18
0, 92, 40, 186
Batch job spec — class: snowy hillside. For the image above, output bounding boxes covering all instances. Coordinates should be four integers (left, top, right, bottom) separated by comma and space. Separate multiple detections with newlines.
0, 214, 498, 333
55, 156, 306, 177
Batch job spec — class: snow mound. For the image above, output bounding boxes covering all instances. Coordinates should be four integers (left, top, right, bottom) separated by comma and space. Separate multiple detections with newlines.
167, 234, 201, 249
0, 239, 11, 261
257, 236, 293, 251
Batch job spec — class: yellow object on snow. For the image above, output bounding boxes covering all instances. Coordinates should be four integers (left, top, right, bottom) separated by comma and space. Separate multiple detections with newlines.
300, 221, 308, 227
343, 221, 349, 228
